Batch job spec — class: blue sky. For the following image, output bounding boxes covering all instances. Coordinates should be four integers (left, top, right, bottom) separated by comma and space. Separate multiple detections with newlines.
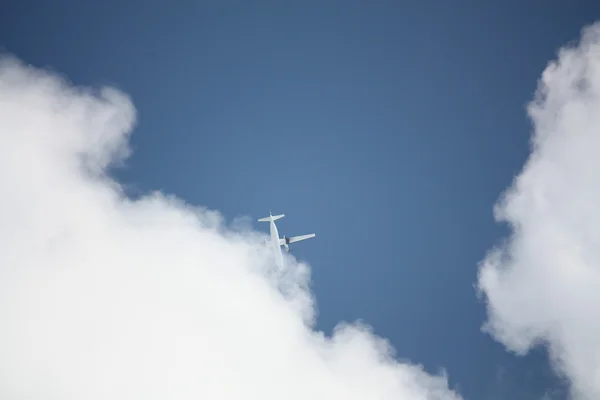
2, 2, 600, 399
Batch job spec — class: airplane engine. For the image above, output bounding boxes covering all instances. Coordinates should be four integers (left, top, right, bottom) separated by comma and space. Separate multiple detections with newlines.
283, 235, 291, 252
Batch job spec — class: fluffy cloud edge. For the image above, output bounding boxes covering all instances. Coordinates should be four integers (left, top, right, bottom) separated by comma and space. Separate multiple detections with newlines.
477, 21, 600, 400
0, 54, 462, 400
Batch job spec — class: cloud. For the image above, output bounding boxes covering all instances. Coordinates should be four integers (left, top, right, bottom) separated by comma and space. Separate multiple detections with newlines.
0, 55, 461, 400
478, 22, 600, 400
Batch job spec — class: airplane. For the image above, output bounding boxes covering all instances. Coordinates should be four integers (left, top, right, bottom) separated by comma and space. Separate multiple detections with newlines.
258, 212, 315, 266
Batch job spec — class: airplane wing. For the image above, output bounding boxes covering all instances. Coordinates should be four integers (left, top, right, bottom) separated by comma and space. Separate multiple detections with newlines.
286, 233, 316, 244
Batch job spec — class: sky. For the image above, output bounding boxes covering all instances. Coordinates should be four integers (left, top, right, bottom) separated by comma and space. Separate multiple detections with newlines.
2, 1, 600, 399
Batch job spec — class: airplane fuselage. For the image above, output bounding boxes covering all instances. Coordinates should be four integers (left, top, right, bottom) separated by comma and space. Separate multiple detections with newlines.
269, 219, 284, 267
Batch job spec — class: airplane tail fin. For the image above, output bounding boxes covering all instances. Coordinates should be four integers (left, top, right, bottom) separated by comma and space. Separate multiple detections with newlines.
258, 214, 285, 222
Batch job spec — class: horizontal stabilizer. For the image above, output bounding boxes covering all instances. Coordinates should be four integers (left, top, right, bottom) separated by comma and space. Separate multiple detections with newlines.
258, 214, 285, 222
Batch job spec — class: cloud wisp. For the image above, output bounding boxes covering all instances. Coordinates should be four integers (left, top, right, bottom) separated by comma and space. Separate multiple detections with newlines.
0, 56, 461, 400
478, 22, 600, 400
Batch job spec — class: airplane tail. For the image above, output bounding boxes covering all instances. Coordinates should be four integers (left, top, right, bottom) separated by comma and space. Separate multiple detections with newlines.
258, 214, 285, 222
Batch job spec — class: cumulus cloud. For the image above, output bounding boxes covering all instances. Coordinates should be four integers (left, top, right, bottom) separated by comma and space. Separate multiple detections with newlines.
0, 55, 461, 400
478, 22, 600, 400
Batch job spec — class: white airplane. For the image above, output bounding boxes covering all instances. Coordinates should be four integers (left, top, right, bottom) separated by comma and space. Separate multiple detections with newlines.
258, 212, 315, 266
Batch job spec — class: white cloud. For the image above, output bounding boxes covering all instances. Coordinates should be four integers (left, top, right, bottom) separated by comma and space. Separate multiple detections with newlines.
478, 22, 600, 400
0, 55, 461, 400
